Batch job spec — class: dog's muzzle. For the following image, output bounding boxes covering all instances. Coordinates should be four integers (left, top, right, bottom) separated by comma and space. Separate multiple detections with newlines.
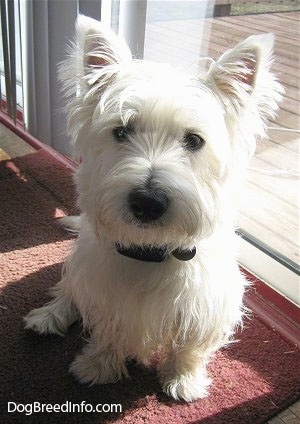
122, 186, 196, 262
128, 188, 169, 223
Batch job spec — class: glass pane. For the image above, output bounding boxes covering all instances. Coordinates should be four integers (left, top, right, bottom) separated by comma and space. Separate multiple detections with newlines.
143, 0, 299, 270
0, 0, 23, 113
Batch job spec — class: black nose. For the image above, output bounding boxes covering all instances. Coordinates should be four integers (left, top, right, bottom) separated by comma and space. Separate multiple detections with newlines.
128, 189, 169, 223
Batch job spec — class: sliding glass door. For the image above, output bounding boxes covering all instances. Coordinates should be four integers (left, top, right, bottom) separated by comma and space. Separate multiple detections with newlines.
110, 0, 300, 305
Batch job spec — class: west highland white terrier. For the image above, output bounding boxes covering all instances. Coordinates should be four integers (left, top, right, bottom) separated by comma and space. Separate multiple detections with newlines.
25, 15, 282, 401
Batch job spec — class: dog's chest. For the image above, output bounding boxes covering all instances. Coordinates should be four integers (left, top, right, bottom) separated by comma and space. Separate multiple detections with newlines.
90, 256, 201, 340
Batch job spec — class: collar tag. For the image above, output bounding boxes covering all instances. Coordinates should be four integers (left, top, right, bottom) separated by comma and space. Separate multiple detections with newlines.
172, 246, 196, 261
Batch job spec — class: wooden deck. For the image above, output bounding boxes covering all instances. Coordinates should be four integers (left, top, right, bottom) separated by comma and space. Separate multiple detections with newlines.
145, 11, 299, 265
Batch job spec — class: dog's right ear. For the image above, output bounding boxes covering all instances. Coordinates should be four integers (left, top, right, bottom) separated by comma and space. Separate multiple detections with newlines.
76, 15, 132, 73
59, 15, 132, 95
58, 16, 132, 156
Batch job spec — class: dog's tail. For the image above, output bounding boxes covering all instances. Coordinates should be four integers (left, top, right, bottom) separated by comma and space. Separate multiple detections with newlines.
57, 216, 81, 234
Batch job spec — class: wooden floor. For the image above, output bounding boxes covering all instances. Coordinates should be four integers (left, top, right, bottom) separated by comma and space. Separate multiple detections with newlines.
145, 11, 299, 265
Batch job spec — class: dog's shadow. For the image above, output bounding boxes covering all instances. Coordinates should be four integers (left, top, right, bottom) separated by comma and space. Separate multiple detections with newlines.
0, 152, 78, 255
0, 263, 177, 424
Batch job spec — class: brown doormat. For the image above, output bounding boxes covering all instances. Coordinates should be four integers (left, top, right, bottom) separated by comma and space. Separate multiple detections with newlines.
0, 150, 299, 424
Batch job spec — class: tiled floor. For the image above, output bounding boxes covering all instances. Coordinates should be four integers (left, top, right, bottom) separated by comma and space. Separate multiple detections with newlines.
0, 123, 36, 160
0, 120, 299, 423
268, 400, 300, 424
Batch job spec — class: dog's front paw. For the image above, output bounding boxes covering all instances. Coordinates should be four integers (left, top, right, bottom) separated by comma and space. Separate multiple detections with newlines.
24, 296, 79, 336
160, 372, 211, 402
70, 348, 128, 385
24, 306, 64, 335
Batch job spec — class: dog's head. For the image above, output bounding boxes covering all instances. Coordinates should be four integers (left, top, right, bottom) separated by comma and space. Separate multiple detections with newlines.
59, 15, 282, 251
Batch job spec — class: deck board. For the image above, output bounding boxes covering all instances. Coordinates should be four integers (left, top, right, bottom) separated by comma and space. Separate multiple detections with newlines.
145, 11, 299, 265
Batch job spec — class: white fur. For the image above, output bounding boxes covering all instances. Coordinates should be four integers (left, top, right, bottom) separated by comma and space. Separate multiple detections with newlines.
24, 16, 282, 402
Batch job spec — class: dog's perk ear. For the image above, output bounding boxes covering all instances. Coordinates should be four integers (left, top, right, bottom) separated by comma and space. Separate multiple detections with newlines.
76, 14, 132, 72
58, 16, 132, 157
206, 34, 282, 120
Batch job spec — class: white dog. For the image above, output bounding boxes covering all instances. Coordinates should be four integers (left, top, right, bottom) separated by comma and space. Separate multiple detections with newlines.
25, 15, 282, 402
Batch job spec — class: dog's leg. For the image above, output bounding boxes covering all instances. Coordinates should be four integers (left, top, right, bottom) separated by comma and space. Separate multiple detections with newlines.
69, 336, 128, 385
158, 347, 212, 402
24, 280, 79, 336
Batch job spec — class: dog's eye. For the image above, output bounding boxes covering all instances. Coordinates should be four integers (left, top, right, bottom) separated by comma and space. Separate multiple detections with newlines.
183, 133, 205, 152
112, 126, 131, 142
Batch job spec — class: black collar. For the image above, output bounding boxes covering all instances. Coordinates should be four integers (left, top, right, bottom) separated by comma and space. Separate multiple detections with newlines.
116, 244, 196, 263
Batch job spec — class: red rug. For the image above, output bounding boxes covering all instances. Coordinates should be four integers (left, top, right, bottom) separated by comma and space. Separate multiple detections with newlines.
0, 149, 299, 424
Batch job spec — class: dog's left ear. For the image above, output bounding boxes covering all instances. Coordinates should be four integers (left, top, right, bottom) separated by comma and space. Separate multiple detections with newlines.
206, 33, 282, 122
